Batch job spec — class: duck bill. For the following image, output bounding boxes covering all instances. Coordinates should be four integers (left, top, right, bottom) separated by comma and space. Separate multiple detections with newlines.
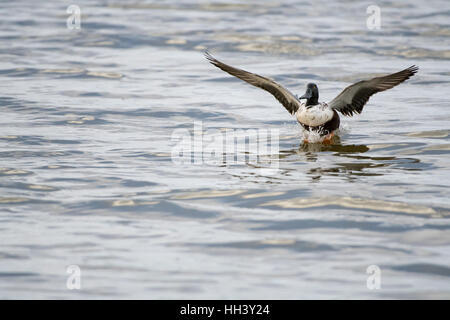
299, 89, 312, 100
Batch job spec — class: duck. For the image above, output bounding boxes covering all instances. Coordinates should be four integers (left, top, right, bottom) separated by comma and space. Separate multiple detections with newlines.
205, 51, 418, 144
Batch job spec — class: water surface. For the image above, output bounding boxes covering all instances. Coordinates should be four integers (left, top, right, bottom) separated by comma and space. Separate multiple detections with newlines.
0, 0, 450, 299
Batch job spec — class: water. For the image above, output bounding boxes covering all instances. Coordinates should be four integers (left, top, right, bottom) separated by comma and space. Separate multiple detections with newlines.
0, 0, 449, 299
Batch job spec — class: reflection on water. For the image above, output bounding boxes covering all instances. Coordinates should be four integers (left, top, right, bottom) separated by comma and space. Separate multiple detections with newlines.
278, 139, 430, 182
0, 0, 450, 299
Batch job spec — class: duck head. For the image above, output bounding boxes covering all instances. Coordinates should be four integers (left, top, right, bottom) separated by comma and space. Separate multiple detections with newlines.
299, 83, 319, 107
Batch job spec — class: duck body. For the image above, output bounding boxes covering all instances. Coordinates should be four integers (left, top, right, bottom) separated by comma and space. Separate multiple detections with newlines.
295, 102, 340, 136
294, 84, 340, 140
205, 51, 418, 144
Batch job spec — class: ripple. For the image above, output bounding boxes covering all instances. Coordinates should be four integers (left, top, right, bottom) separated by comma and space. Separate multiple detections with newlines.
241, 191, 285, 199
0, 135, 81, 145
390, 264, 450, 277
112, 199, 137, 207
0, 197, 30, 204
166, 38, 187, 45
261, 197, 440, 216
85, 71, 123, 79
0, 182, 57, 192
107, 2, 266, 12
0, 168, 33, 176
0, 272, 39, 278
198, 239, 335, 252
381, 46, 450, 59
0, 67, 124, 79
0, 150, 82, 158
236, 42, 320, 55
172, 189, 245, 200
399, 144, 450, 155
406, 130, 450, 138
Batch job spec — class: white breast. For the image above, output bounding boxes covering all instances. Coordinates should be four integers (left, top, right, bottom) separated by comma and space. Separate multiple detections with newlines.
295, 102, 333, 127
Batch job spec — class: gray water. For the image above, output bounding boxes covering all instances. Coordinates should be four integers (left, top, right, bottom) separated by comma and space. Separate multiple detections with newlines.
1, 0, 450, 299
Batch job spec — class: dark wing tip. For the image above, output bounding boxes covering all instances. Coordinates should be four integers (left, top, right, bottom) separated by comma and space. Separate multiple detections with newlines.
398, 65, 419, 83
204, 50, 219, 66
407, 65, 419, 76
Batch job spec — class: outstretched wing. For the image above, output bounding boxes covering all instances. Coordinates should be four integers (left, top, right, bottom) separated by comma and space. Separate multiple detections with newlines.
205, 51, 301, 115
329, 66, 418, 116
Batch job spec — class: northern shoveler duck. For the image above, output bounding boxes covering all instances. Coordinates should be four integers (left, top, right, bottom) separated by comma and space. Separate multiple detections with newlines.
205, 52, 418, 144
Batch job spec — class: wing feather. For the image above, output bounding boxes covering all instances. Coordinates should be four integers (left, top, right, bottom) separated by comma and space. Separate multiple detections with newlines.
329, 66, 418, 116
205, 51, 301, 115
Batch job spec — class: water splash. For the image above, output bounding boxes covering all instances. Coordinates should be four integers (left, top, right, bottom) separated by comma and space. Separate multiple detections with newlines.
301, 128, 324, 143
281, 122, 350, 144
300, 124, 350, 144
